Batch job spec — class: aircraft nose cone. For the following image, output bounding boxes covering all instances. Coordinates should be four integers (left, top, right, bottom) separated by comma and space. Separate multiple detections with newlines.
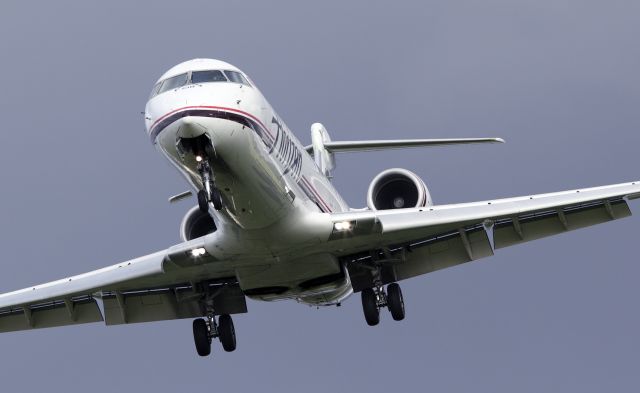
177, 116, 207, 139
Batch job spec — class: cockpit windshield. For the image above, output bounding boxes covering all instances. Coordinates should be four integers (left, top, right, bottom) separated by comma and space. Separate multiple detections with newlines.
150, 69, 251, 99
192, 70, 227, 84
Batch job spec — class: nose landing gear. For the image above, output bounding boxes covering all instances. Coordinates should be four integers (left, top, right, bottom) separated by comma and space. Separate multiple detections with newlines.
176, 135, 224, 213
196, 157, 223, 213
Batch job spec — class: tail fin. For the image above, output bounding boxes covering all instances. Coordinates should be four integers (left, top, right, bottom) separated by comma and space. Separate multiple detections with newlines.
310, 123, 336, 177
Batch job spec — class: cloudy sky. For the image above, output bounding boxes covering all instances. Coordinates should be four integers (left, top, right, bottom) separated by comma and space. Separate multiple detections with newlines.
0, 1, 639, 391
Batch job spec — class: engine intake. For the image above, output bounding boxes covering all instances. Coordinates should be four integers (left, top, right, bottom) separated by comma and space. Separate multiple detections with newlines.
180, 206, 217, 242
367, 168, 432, 210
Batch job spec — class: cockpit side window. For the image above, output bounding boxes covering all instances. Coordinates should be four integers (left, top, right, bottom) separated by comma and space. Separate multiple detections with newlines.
149, 81, 163, 98
224, 70, 251, 86
158, 73, 188, 94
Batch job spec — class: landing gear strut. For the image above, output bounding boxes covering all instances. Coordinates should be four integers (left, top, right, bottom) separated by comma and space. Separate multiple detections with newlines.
196, 158, 223, 212
360, 282, 405, 326
192, 314, 237, 357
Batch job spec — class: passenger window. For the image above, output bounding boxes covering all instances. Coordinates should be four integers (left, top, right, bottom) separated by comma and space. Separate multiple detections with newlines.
191, 70, 228, 84
224, 70, 251, 86
158, 73, 188, 94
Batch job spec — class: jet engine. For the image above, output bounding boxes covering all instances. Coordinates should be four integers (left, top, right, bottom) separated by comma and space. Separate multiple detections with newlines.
367, 168, 432, 210
180, 206, 217, 242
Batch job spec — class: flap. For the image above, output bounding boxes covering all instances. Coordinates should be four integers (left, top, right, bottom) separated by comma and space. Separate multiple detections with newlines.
0, 297, 103, 333
348, 227, 494, 291
102, 285, 247, 326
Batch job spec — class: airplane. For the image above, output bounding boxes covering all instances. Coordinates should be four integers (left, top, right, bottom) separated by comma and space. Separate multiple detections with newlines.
0, 58, 638, 357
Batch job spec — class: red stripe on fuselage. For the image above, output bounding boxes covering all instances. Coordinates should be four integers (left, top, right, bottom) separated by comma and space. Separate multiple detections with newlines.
301, 176, 332, 213
150, 105, 275, 141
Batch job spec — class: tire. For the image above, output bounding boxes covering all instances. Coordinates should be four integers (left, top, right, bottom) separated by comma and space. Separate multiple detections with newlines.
193, 318, 211, 356
197, 190, 209, 213
361, 288, 380, 326
211, 188, 223, 211
387, 283, 405, 321
218, 314, 236, 352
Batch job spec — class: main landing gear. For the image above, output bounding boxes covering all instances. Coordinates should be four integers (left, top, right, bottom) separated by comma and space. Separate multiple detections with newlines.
196, 157, 223, 213
193, 314, 237, 356
361, 282, 405, 326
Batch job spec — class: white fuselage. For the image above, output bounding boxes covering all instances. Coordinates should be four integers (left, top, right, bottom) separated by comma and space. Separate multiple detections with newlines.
144, 59, 352, 306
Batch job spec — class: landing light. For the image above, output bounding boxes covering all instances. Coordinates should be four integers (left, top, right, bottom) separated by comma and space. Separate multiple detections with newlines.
195, 155, 203, 162
334, 221, 353, 231
191, 247, 206, 257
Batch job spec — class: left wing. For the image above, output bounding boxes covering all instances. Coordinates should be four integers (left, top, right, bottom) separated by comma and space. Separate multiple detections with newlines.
328, 181, 640, 291
0, 240, 245, 333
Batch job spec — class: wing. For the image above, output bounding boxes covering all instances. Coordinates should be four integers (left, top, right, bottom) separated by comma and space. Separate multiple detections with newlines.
0, 239, 246, 333
329, 181, 640, 291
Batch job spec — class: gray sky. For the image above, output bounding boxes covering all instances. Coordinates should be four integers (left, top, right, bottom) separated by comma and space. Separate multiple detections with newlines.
1, 0, 639, 391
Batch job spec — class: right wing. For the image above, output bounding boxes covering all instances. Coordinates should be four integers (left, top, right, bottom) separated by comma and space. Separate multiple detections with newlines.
0, 239, 245, 333
328, 181, 640, 291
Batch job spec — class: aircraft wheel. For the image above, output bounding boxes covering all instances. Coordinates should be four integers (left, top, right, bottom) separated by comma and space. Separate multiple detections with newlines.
193, 318, 211, 356
211, 188, 223, 211
387, 283, 405, 321
197, 190, 209, 213
361, 288, 380, 326
218, 314, 236, 352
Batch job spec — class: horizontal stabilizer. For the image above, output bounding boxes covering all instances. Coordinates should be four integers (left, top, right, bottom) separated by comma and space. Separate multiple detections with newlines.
305, 137, 504, 153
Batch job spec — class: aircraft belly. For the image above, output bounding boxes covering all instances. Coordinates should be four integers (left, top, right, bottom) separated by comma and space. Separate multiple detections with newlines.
236, 253, 353, 306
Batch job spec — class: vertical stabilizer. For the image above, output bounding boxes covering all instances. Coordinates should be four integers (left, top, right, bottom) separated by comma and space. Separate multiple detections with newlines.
311, 123, 335, 178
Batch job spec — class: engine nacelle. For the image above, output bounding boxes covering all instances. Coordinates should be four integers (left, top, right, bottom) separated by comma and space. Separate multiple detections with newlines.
367, 168, 432, 210
180, 206, 217, 242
